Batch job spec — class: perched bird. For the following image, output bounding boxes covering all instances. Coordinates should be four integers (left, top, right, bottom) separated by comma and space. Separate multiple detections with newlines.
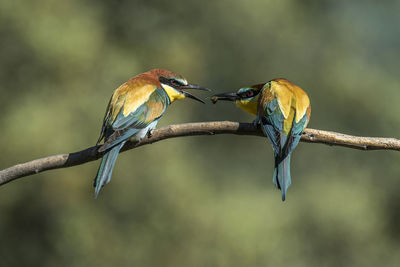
94, 69, 209, 198
211, 78, 310, 201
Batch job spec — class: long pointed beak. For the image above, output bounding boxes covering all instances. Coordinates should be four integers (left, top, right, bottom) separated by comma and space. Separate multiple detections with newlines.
179, 83, 210, 104
179, 83, 211, 91
182, 91, 205, 104
210, 92, 239, 104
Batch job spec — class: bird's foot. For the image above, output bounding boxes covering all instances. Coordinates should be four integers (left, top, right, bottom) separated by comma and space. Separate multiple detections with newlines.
252, 117, 260, 128
147, 129, 153, 138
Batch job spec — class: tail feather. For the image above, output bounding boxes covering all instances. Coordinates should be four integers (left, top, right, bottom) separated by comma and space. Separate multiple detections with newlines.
273, 154, 292, 201
93, 141, 125, 199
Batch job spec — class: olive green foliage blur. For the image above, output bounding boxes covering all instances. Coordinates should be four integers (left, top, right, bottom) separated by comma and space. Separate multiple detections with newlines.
1, 0, 400, 266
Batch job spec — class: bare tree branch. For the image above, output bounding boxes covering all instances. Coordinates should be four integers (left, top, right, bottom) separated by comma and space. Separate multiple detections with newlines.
1, 121, 399, 186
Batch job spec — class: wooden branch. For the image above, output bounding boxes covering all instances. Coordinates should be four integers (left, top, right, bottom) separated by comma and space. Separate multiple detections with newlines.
1, 121, 399, 186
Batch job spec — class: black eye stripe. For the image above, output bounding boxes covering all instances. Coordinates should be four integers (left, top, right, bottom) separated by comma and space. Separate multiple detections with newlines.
159, 76, 168, 84
240, 90, 258, 98
159, 76, 183, 86
170, 79, 185, 87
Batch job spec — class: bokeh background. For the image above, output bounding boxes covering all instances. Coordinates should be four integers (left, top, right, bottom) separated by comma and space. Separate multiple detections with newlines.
1, 0, 400, 266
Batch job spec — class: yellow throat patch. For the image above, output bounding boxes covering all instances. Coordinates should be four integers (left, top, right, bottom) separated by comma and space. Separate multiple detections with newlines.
235, 95, 259, 116
162, 83, 185, 102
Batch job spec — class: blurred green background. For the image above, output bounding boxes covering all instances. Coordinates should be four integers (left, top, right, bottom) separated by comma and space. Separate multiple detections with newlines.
1, 0, 400, 266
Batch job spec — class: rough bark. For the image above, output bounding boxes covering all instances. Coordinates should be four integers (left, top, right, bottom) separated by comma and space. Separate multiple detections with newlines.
1, 121, 399, 186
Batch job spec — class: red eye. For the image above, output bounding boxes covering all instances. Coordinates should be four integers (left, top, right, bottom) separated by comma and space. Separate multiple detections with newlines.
247, 91, 253, 97
170, 79, 179, 86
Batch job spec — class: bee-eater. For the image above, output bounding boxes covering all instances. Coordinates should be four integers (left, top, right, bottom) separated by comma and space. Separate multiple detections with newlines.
94, 69, 209, 198
211, 78, 311, 201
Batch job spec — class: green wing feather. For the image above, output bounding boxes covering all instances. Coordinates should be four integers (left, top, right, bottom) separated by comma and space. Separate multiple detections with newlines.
94, 86, 169, 198
260, 98, 284, 155
98, 87, 169, 152
260, 97, 308, 201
